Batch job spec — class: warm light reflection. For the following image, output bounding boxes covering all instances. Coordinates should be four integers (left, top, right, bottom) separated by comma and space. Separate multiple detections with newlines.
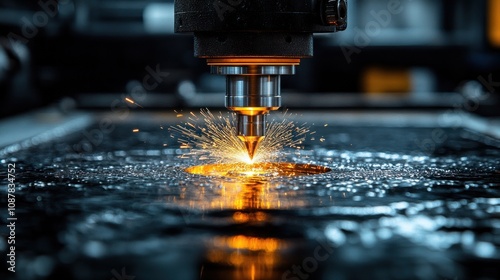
217, 179, 281, 210
216, 235, 281, 252
185, 162, 330, 178
173, 163, 329, 279
203, 224, 288, 279
166, 163, 330, 211
206, 57, 300, 66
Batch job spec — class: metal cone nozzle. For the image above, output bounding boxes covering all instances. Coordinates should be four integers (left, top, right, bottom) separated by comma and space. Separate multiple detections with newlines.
238, 136, 263, 160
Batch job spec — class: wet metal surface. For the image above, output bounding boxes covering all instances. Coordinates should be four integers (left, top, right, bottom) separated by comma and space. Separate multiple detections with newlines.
0, 111, 500, 280
185, 162, 331, 177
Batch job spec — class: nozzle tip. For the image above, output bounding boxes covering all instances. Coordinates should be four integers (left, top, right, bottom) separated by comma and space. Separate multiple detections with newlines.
239, 136, 263, 161
245, 142, 258, 160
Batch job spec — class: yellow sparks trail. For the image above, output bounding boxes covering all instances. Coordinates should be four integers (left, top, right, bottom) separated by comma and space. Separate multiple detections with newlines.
169, 109, 309, 164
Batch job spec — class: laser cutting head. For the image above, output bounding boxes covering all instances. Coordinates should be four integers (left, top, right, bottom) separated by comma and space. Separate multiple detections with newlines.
211, 60, 298, 158
174, 0, 348, 159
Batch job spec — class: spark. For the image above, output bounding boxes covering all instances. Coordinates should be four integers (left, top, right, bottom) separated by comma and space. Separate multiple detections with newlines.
169, 109, 309, 165
132, 129, 140, 133
125, 97, 143, 108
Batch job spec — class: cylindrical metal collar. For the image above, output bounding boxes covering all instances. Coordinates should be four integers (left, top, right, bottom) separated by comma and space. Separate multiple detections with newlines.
226, 75, 281, 108
212, 65, 295, 75
237, 114, 266, 137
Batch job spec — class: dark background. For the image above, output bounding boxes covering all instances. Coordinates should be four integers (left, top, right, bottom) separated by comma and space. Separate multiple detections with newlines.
0, 0, 499, 117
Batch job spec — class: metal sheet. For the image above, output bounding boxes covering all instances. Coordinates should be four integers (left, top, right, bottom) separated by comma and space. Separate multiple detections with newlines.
1, 110, 499, 280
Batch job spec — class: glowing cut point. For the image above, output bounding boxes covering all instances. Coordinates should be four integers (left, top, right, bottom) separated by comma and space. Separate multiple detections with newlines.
169, 109, 310, 164
238, 154, 255, 165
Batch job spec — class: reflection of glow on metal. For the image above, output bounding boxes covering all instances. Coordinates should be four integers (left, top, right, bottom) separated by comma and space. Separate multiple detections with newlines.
201, 190, 290, 279
185, 162, 331, 178
167, 163, 329, 212
232, 211, 268, 223
180, 162, 329, 279
205, 234, 287, 279
178, 163, 330, 212
168, 178, 307, 210
213, 235, 282, 252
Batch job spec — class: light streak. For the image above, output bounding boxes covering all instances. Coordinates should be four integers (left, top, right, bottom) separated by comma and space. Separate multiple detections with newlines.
125, 97, 143, 108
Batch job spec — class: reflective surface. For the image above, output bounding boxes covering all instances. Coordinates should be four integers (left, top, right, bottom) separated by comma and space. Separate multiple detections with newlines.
185, 162, 331, 178
0, 112, 499, 280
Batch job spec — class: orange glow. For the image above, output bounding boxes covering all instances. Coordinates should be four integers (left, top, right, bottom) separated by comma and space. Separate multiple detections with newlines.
228, 107, 280, 116
166, 163, 329, 212
185, 162, 330, 178
132, 129, 139, 133
171, 162, 327, 278
362, 67, 411, 95
212, 235, 282, 252
230, 252, 244, 265
254, 211, 267, 222
205, 234, 286, 279
233, 212, 250, 223
206, 57, 300, 66
170, 109, 311, 165
125, 97, 143, 108
489, 0, 500, 47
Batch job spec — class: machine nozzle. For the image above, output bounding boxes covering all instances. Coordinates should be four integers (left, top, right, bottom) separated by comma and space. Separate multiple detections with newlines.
208, 59, 299, 162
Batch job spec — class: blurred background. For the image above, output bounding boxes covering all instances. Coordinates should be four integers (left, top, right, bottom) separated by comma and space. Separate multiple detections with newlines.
0, 0, 499, 118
